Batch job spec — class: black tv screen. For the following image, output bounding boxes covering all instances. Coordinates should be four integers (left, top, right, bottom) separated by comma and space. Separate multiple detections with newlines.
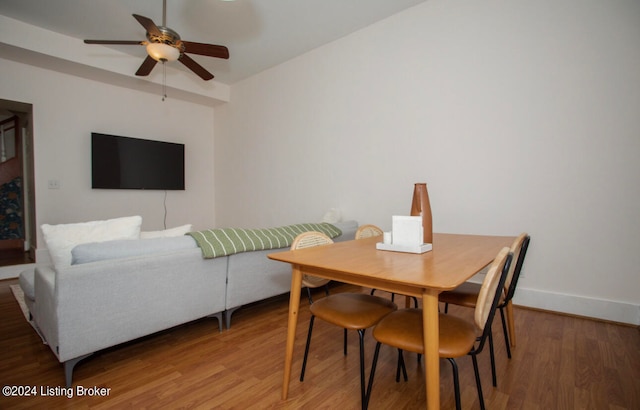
91, 133, 185, 190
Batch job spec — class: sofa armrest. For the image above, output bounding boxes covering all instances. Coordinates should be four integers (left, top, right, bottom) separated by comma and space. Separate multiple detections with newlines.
34, 265, 58, 353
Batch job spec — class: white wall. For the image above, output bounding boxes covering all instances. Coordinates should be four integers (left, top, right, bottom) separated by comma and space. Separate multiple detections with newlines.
215, 0, 640, 324
0, 57, 218, 263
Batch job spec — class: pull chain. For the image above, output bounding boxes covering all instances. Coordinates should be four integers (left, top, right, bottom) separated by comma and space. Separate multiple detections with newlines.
162, 61, 167, 101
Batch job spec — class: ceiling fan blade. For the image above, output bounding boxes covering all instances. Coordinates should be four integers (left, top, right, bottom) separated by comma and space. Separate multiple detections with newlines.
178, 54, 214, 80
135, 55, 158, 76
84, 40, 144, 45
182, 42, 229, 59
132, 14, 162, 37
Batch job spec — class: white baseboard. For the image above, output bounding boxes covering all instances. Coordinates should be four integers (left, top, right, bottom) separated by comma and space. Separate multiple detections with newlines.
513, 287, 639, 326
464, 274, 639, 326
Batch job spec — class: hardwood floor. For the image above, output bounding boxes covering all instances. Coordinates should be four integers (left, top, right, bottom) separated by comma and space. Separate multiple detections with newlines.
1, 278, 638, 409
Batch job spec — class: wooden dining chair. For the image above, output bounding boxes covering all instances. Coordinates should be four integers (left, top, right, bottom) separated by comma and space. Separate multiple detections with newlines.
365, 247, 513, 410
439, 233, 530, 386
291, 231, 335, 304
294, 231, 397, 410
357, 224, 419, 309
355, 224, 384, 240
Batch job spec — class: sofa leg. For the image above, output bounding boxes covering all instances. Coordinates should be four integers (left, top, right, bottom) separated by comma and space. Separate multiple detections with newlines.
225, 307, 240, 330
64, 353, 92, 387
208, 312, 224, 333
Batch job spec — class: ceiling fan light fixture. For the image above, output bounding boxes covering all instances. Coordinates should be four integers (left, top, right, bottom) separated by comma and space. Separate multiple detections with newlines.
146, 42, 180, 62
85, 9, 224, 81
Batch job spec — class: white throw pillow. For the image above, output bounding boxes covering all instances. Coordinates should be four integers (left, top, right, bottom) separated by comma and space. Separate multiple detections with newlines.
140, 224, 192, 239
41, 216, 142, 268
322, 208, 341, 224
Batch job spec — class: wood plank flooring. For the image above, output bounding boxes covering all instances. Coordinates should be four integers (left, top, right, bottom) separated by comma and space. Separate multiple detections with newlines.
0, 278, 638, 409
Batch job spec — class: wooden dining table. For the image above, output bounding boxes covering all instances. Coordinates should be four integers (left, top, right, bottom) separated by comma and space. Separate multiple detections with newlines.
268, 232, 514, 409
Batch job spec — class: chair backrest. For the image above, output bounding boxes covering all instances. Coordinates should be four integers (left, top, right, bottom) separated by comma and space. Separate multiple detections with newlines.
474, 247, 512, 339
291, 231, 334, 288
503, 233, 530, 303
355, 224, 383, 240
291, 231, 334, 250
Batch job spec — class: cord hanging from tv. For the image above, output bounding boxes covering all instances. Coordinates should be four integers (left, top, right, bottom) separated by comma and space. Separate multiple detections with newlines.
91, 133, 185, 190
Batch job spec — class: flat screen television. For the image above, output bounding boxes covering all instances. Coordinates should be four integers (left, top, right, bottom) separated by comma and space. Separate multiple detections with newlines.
91, 133, 185, 190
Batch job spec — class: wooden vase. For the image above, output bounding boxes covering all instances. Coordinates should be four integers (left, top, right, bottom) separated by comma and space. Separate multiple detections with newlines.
410, 183, 433, 244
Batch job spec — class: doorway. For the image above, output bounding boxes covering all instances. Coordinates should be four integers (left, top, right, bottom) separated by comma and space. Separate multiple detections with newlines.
0, 99, 35, 267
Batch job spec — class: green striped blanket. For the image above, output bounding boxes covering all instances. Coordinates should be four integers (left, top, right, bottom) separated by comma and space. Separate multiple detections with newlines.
187, 223, 342, 259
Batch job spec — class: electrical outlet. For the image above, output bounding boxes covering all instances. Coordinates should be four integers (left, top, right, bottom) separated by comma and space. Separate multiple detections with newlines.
48, 180, 60, 189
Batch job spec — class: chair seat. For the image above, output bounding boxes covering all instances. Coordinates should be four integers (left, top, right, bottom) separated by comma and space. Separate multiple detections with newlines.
372, 309, 477, 358
439, 281, 483, 308
310, 293, 397, 330
439, 314, 478, 358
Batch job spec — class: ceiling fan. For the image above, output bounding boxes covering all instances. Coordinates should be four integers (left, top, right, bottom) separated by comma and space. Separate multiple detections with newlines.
84, 0, 229, 81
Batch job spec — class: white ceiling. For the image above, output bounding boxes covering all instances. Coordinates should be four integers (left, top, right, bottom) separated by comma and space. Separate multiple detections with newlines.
0, 0, 425, 85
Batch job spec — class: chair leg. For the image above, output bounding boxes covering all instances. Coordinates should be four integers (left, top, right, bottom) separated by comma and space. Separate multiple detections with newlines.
446, 358, 462, 410
344, 328, 348, 355
505, 300, 517, 348
300, 315, 315, 381
444, 302, 449, 314
306, 287, 314, 305
370, 288, 376, 296
357, 329, 367, 410
365, 342, 382, 410
396, 349, 408, 382
499, 306, 512, 358
488, 331, 497, 387
471, 353, 485, 410
401, 295, 419, 309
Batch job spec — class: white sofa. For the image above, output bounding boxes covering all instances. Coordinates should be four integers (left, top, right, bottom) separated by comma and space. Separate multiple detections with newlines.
19, 220, 358, 387
223, 220, 358, 327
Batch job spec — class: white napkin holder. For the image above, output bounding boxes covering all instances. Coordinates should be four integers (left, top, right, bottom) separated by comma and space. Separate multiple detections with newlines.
375, 215, 432, 254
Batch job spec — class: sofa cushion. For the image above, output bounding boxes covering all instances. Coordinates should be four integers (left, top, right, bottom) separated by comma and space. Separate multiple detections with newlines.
71, 235, 197, 265
331, 220, 358, 240
41, 216, 142, 268
140, 224, 192, 239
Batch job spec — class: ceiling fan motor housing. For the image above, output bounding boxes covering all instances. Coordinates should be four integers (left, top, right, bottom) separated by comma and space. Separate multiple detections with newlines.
147, 26, 184, 52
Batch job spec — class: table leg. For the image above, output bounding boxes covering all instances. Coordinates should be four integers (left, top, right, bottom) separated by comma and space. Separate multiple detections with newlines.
506, 300, 516, 347
422, 290, 440, 410
282, 266, 303, 400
